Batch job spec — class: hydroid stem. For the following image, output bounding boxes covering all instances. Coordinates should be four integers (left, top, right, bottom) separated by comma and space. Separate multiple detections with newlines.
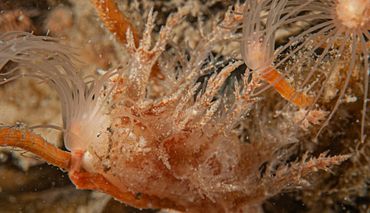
0, 128, 71, 170
261, 67, 314, 108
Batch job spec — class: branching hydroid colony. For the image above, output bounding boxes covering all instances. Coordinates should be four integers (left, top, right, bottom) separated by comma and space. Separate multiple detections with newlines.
0, 0, 367, 211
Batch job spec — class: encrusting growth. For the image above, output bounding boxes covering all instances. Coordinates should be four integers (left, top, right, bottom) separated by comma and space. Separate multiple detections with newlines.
0, 0, 360, 212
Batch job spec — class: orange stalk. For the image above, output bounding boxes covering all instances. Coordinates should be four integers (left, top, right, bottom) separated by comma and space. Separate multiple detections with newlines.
69, 170, 184, 211
0, 128, 71, 170
261, 67, 314, 108
91, 0, 140, 47
91, 0, 164, 79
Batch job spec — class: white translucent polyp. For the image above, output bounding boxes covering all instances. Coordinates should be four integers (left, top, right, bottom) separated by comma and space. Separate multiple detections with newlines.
335, 0, 370, 29
64, 112, 111, 152
242, 31, 273, 71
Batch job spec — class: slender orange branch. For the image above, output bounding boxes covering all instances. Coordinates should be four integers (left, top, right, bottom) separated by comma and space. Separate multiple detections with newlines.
91, 0, 164, 79
69, 170, 184, 211
91, 0, 140, 47
262, 67, 314, 108
0, 128, 71, 170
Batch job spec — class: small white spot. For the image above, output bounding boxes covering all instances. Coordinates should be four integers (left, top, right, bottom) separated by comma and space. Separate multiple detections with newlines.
139, 136, 147, 147
82, 151, 95, 173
